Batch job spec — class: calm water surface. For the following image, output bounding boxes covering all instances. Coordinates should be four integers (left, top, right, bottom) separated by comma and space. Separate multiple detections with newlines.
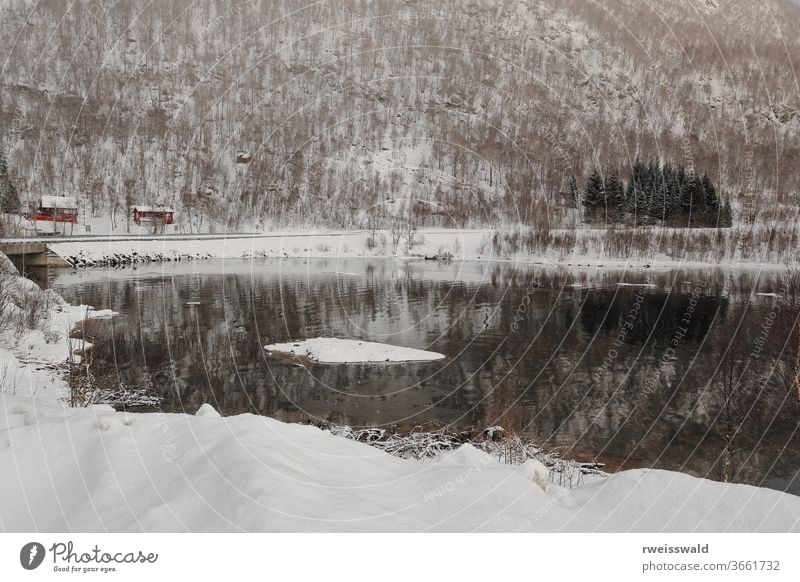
49, 258, 800, 493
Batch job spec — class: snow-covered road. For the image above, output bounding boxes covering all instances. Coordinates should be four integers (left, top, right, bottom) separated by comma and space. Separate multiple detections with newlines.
5, 227, 789, 270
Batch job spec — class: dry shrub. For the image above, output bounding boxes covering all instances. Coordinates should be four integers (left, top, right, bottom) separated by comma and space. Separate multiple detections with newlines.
495, 224, 800, 265
554, 232, 577, 261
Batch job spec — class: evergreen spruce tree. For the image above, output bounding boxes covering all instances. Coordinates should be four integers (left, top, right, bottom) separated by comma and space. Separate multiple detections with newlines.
0, 150, 21, 214
626, 160, 646, 223
701, 174, 718, 207
701, 174, 719, 225
644, 160, 658, 219
622, 159, 726, 228
567, 175, 579, 208
679, 168, 695, 218
583, 169, 604, 222
665, 165, 682, 220
648, 164, 668, 222
604, 165, 625, 223
675, 166, 698, 225
720, 196, 733, 227
676, 166, 690, 225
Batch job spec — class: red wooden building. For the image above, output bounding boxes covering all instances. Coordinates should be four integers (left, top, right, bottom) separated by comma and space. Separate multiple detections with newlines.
24, 196, 79, 234
26, 196, 79, 224
132, 205, 175, 233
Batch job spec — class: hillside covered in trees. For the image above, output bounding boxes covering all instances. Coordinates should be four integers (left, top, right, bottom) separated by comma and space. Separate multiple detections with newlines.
1, 0, 799, 231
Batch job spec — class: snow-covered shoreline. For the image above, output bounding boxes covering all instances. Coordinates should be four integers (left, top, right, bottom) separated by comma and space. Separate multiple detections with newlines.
0, 255, 101, 404
45, 227, 799, 271
2, 395, 799, 532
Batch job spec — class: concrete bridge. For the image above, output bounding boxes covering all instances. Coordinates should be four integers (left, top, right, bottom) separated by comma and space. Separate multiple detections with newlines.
0, 241, 71, 269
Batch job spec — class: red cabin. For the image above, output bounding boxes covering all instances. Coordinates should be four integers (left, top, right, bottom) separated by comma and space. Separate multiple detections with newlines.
26, 196, 79, 224
132, 205, 175, 233
132, 205, 174, 226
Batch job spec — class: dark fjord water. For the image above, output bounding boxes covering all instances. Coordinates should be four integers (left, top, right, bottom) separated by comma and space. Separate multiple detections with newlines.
50, 258, 800, 493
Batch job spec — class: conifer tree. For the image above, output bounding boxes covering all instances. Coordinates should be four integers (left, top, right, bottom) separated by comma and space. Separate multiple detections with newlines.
648, 164, 668, 222
0, 150, 20, 214
583, 168, 604, 222
679, 168, 694, 217
665, 165, 682, 220
701, 174, 719, 213
604, 165, 625, 222
567, 175, 579, 208
687, 175, 706, 225
626, 160, 648, 220
644, 160, 658, 217
720, 196, 732, 227
582, 159, 727, 228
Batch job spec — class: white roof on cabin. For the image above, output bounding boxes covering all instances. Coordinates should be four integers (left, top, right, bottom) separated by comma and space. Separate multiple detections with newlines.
132, 205, 175, 213
40, 195, 78, 209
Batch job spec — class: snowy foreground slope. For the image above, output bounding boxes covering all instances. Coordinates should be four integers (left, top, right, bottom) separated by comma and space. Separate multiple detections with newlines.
1, 397, 798, 533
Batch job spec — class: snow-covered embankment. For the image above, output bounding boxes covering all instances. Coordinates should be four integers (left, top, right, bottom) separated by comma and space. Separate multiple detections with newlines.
0, 253, 100, 403
2, 397, 799, 532
48, 226, 800, 269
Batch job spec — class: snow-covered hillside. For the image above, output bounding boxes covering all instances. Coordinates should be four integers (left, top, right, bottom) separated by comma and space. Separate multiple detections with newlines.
1, 0, 799, 231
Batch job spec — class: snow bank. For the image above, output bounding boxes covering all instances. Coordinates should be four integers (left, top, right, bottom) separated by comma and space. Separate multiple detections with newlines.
0, 299, 99, 401
1, 396, 798, 532
0, 349, 67, 402
46, 226, 800, 270
264, 337, 445, 363
6, 301, 101, 364
85, 308, 119, 319
195, 402, 221, 417
1, 256, 101, 402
